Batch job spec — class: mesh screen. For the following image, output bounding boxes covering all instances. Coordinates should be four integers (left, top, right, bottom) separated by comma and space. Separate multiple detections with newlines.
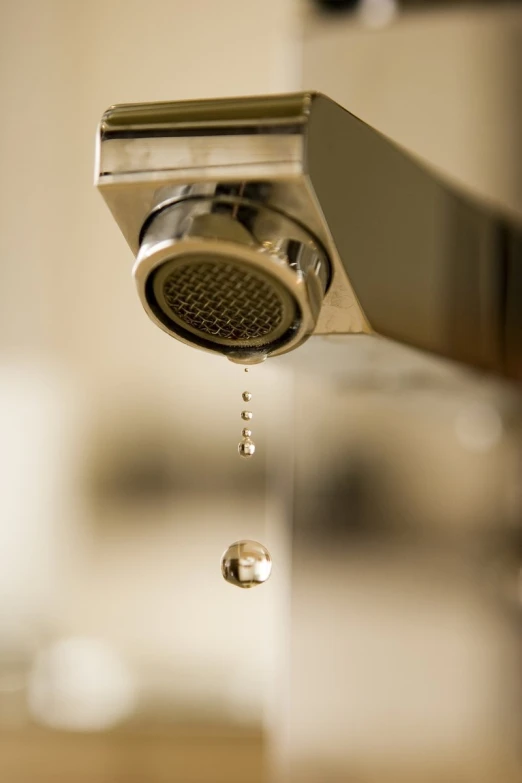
161, 259, 285, 342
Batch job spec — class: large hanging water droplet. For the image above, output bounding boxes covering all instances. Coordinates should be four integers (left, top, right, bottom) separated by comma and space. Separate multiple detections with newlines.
238, 438, 255, 458
241, 428, 252, 438
221, 540, 272, 588
241, 410, 253, 421
242, 391, 252, 402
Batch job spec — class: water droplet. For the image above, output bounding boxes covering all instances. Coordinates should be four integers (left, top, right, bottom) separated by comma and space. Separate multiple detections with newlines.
238, 438, 255, 458
244, 368, 249, 373
242, 391, 252, 402
241, 410, 252, 421
221, 540, 272, 588
241, 428, 252, 438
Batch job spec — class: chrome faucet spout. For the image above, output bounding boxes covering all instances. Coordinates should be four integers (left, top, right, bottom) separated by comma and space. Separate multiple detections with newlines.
96, 92, 521, 378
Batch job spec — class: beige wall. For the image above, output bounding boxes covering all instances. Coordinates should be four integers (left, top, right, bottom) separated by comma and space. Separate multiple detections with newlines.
0, 0, 300, 359
0, 0, 298, 731
303, 4, 522, 217
280, 7, 522, 781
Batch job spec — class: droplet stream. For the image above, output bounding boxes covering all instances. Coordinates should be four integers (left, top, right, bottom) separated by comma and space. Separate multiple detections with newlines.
238, 385, 255, 456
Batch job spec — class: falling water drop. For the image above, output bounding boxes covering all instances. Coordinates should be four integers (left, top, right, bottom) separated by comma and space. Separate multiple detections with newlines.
241, 411, 253, 421
221, 540, 272, 588
242, 391, 252, 402
238, 438, 256, 458
241, 428, 252, 438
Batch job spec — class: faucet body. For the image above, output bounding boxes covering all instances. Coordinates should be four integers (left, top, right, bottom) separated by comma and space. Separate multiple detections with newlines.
96, 93, 522, 378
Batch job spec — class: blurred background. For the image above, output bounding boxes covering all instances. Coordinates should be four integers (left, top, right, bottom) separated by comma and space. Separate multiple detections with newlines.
0, 1, 521, 782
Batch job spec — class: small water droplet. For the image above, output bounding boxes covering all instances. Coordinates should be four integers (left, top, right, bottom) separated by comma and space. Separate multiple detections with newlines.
241, 428, 252, 438
242, 391, 252, 402
238, 438, 255, 458
244, 368, 249, 373
241, 410, 252, 421
221, 540, 272, 588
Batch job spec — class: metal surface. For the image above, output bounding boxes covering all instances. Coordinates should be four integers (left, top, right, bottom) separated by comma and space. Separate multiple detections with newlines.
135, 197, 329, 362
158, 260, 289, 341
95, 93, 369, 363
96, 92, 522, 377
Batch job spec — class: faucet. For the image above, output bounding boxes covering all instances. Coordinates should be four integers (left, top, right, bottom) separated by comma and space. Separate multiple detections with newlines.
96, 92, 521, 378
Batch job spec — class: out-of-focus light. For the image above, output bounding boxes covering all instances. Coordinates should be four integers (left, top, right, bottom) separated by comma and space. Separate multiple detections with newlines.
27, 637, 135, 731
454, 403, 503, 453
358, 0, 398, 29
0, 669, 25, 694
